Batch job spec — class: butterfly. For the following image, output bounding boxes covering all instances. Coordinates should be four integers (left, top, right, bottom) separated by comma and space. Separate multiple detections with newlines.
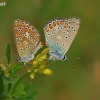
14, 19, 42, 63
43, 17, 80, 61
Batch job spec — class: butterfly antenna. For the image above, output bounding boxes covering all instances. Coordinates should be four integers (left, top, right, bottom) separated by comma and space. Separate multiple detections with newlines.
67, 57, 75, 70
67, 55, 80, 60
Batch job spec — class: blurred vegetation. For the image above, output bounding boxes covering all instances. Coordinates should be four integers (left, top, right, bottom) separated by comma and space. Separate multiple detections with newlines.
0, 0, 100, 100
0, 43, 52, 100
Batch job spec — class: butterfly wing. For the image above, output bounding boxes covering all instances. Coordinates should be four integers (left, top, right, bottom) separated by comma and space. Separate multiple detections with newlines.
44, 17, 80, 60
14, 19, 40, 60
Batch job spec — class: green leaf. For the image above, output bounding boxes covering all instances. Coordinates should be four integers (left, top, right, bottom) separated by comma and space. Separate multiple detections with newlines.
24, 83, 32, 93
10, 62, 24, 76
29, 91, 38, 97
25, 94, 36, 100
0, 71, 4, 99
11, 84, 25, 97
6, 42, 11, 65
2, 76, 12, 83
12, 72, 29, 91
11, 75, 19, 79
11, 73, 29, 96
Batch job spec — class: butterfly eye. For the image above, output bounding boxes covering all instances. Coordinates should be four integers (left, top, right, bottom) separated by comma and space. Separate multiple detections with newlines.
62, 55, 66, 61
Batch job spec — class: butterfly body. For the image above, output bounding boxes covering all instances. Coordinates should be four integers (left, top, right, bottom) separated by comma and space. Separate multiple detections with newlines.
14, 19, 41, 63
44, 17, 80, 60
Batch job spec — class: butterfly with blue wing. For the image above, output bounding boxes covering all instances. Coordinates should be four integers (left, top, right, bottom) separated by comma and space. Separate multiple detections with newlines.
43, 17, 80, 61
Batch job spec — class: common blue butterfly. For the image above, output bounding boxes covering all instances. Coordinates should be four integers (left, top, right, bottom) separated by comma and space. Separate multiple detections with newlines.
43, 17, 80, 60
14, 19, 42, 63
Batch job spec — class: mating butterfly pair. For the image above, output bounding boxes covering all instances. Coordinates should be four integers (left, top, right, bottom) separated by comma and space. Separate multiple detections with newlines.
14, 17, 80, 63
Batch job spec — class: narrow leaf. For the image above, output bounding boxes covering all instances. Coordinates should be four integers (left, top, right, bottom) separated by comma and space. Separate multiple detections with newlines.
0, 71, 4, 99
2, 76, 12, 83
6, 42, 11, 65
10, 62, 24, 76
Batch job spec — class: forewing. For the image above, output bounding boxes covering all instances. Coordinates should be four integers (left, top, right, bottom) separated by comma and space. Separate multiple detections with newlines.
44, 17, 80, 55
14, 19, 40, 58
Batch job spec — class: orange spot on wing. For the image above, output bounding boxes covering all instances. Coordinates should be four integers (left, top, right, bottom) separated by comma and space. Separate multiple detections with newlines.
46, 29, 49, 32
28, 29, 32, 33
60, 21, 63, 25
57, 21, 60, 25
53, 22, 56, 26
64, 25, 67, 28
19, 22, 22, 26
25, 27, 28, 32
21, 27, 25, 32
15, 23, 19, 27
35, 36, 39, 39
49, 24, 53, 29
32, 31, 35, 34
17, 30, 22, 35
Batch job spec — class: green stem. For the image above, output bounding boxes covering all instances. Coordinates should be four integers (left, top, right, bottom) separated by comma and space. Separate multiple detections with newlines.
10, 72, 30, 94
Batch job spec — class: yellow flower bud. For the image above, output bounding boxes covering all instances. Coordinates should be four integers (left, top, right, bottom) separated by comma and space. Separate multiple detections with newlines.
38, 55, 47, 63
5, 72, 10, 77
27, 69, 31, 73
0, 64, 6, 71
39, 65, 46, 69
32, 60, 38, 67
34, 68, 39, 73
30, 72, 35, 79
43, 69, 52, 75
36, 54, 40, 60
41, 48, 49, 55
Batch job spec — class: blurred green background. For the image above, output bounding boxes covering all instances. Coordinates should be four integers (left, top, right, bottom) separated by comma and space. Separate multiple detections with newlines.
0, 0, 100, 100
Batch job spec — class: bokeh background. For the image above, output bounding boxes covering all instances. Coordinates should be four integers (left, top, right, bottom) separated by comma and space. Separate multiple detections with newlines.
0, 0, 100, 100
